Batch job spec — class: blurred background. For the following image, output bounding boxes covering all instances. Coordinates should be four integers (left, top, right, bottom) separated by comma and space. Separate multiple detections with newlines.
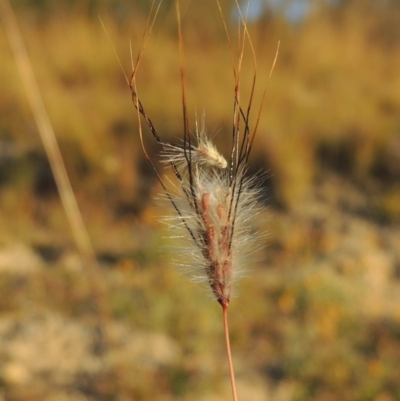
0, 0, 400, 400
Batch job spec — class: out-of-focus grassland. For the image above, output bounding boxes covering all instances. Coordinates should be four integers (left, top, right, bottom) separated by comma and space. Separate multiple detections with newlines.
0, 1, 400, 400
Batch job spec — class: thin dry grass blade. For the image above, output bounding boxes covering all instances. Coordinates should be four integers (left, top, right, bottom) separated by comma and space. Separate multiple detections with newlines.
0, 0, 109, 320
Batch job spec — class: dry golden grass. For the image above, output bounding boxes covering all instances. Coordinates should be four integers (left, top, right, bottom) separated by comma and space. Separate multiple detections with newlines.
0, 2, 400, 400
2, 3, 400, 213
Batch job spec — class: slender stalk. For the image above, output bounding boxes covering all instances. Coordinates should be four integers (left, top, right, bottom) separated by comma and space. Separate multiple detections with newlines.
0, 0, 93, 262
0, 0, 109, 321
222, 304, 239, 401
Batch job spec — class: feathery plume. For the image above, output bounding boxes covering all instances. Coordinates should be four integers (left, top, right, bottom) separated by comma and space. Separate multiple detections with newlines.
127, 4, 264, 308
160, 112, 228, 172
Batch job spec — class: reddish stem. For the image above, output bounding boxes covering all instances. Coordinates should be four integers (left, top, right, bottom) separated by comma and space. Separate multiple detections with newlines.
222, 303, 239, 401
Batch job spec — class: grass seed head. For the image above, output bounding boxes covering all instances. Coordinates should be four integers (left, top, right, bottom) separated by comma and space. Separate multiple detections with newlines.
128, 1, 269, 308
160, 112, 227, 172
165, 154, 262, 307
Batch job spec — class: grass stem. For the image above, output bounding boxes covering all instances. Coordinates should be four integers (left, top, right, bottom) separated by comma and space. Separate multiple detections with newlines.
223, 304, 239, 401
0, 0, 109, 322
